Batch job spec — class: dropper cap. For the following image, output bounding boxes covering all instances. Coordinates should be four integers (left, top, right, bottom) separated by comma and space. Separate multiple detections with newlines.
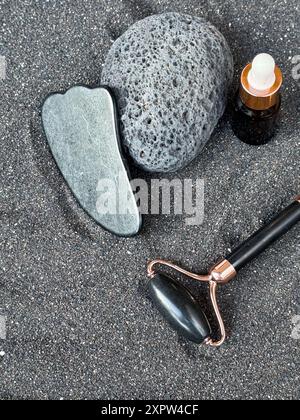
240, 53, 283, 111
248, 54, 276, 91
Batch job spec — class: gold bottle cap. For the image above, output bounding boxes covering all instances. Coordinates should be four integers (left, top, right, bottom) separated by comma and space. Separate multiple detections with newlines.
240, 61, 283, 111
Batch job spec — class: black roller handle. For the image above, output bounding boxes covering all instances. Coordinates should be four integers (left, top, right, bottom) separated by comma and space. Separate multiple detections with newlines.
226, 198, 300, 272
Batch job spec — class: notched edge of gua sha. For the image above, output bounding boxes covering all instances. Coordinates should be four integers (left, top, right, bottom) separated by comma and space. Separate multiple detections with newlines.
41, 85, 143, 238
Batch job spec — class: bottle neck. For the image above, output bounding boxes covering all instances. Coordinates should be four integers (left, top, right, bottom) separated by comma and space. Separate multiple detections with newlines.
240, 64, 283, 111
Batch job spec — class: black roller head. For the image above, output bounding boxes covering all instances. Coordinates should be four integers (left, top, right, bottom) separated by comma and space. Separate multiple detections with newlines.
148, 273, 212, 344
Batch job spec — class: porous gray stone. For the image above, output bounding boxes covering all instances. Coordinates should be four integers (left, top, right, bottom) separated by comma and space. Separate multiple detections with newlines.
102, 12, 234, 173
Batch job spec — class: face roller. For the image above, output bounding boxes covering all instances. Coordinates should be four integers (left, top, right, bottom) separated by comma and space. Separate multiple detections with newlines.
147, 195, 300, 347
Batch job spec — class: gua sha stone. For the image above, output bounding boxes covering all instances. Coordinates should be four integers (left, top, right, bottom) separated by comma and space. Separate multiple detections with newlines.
102, 12, 234, 173
42, 86, 142, 237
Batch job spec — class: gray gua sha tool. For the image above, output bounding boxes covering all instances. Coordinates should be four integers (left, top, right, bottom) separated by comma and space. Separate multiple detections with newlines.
42, 86, 142, 237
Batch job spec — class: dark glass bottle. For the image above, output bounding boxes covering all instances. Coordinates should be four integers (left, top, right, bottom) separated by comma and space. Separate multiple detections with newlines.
232, 54, 283, 146
232, 92, 281, 146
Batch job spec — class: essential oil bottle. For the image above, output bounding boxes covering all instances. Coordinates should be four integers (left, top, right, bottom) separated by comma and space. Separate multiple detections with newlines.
231, 53, 283, 146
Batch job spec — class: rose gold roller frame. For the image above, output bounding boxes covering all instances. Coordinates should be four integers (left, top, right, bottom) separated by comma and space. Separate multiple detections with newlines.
147, 259, 237, 347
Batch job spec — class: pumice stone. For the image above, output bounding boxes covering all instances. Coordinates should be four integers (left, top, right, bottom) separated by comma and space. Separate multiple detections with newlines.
102, 12, 234, 173
42, 86, 142, 237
